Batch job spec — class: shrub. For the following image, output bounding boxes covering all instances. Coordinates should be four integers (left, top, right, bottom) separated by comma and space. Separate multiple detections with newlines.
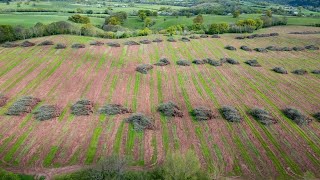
180, 37, 190, 42
136, 64, 153, 74
314, 112, 320, 122
225, 45, 236, 51
292, 69, 307, 75
90, 41, 104, 46
240, 45, 252, 51
154, 58, 170, 66
292, 46, 305, 51
68, 14, 90, 24
200, 34, 208, 38
245, 59, 261, 67
221, 106, 242, 122
124, 113, 154, 131
20, 41, 35, 47
71, 43, 85, 49
167, 37, 176, 42
124, 41, 140, 46
191, 107, 215, 121
71, 99, 94, 116
6, 96, 41, 116
283, 108, 311, 125
38, 40, 54, 46
139, 39, 152, 44
107, 42, 120, 47
221, 58, 239, 65
311, 70, 320, 74
33, 105, 61, 121
55, 43, 66, 49
1, 42, 19, 48
254, 48, 268, 53
211, 34, 220, 38
189, 35, 200, 39
250, 108, 276, 125
99, 104, 132, 115
192, 59, 206, 65
176, 60, 191, 66
305, 45, 319, 50
152, 38, 163, 43
0, 94, 8, 107
157, 101, 183, 117
273, 67, 288, 74
207, 59, 222, 66
207, 23, 229, 34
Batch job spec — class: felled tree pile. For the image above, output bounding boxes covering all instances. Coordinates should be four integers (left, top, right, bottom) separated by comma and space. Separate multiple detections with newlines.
189, 35, 200, 39
124, 41, 140, 46
221, 58, 239, 65
33, 105, 61, 121
200, 34, 208, 38
72, 43, 85, 48
207, 59, 222, 66
90, 41, 104, 46
176, 60, 191, 66
211, 35, 221, 38
152, 38, 163, 43
55, 43, 67, 49
221, 106, 242, 122
167, 37, 176, 42
292, 69, 308, 75
181, 37, 190, 42
225, 45, 236, 51
283, 108, 311, 125
154, 58, 170, 66
245, 60, 261, 67
273, 67, 288, 74
125, 113, 154, 131
6, 96, 41, 116
192, 107, 215, 121
20, 41, 35, 47
71, 99, 94, 116
250, 108, 277, 125
305, 45, 319, 50
0, 94, 8, 107
292, 47, 305, 51
157, 101, 183, 117
107, 42, 120, 47
254, 48, 268, 53
192, 59, 206, 65
311, 70, 320, 74
1, 42, 19, 48
38, 40, 54, 46
240, 46, 252, 52
99, 104, 132, 115
136, 64, 153, 74
235, 33, 279, 40
139, 40, 152, 44
289, 31, 320, 34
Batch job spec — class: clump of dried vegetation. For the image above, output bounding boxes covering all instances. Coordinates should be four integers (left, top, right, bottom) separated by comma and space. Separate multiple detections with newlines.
167, 37, 176, 42
176, 60, 191, 66
55, 43, 67, 49
124, 113, 154, 131
181, 37, 190, 42
154, 58, 170, 66
189, 35, 200, 39
20, 41, 36, 47
38, 40, 54, 46
107, 42, 120, 47
221, 58, 239, 65
6, 96, 41, 116
225, 45, 236, 51
305, 45, 319, 50
33, 105, 61, 121
245, 59, 261, 67
191, 107, 215, 121
314, 112, 320, 122
254, 48, 268, 53
283, 107, 311, 125
152, 38, 163, 43
136, 64, 153, 74
90, 41, 104, 46
221, 106, 242, 122
99, 104, 132, 115
139, 40, 152, 44
292, 69, 308, 75
211, 34, 221, 38
72, 43, 85, 48
71, 99, 94, 116
207, 58, 222, 66
157, 101, 183, 117
250, 108, 277, 125
311, 70, 320, 74
200, 34, 208, 38
124, 41, 140, 46
192, 59, 206, 65
1, 42, 19, 48
240, 45, 252, 52
273, 67, 288, 74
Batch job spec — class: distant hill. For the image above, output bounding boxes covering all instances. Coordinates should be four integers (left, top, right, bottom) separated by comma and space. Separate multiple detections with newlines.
251, 0, 319, 7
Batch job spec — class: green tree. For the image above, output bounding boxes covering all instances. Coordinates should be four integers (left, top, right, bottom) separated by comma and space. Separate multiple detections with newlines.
298, 6, 303, 17
0, 25, 15, 43
108, 17, 120, 25
208, 23, 229, 34
167, 26, 177, 36
193, 14, 204, 24
233, 10, 240, 18
144, 17, 152, 27
266, 9, 272, 17
255, 18, 263, 29
138, 11, 147, 21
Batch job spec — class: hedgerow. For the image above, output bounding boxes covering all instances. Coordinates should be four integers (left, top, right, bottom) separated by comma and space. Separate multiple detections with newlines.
154, 58, 170, 66
99, 104, 132, 115
292, 69, 308, 75
136, 64, 153, 74
176, 60, 191, 66
6, 96, 41, 116
124, 113, 154, 131
250, 108, 277, 125
71, 99, 94, 116
283, 107, 311, 125
157, 101, 183, 117
273, 67, 288, 74
191, 107, 215, 121
33, 105, 61, 121
245, 59, 261, 67
221, 106, 242, 122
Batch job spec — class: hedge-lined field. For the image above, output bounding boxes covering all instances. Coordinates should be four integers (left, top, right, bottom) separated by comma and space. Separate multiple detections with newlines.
0, 26, 319, 179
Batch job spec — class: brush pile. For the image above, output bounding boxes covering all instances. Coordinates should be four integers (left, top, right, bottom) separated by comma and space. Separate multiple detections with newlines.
225, 45, 236, 51
207, 59, 222, 66
33, 105, 61, 121
125, 113, 154, 131
176, 60, 191, 66
71, 43, 85, 48
211, 35, 221, 38
292, 69, 307, 75
167, 37, 176, 42
90, 41, 104, 46
21, 41, 36, 47
152, 38, 163, 43
221, 106, 242, 122
139, 40, 152, 44
1, 42, 19, 48
305, 45, 319, 50
245, 59, 261, 67
192, 59, 206, 65
283, 108, 311, 125
136, 64, 153, 74
157, 101, 183, 117
154, 58, 170, 66
99, 104, 132, 115
38, 40, 54, 46
6, 96, 41, 116
221, 58, 239, 65
71, 99, 94, 116
55, 43, 66, 49
107, 42, 121, 47
240, 46, 252, 51
273, 67, 288, 74
181, 37, 190, 42
250, 108, 277, 125
192, 107, 215, 121
124, 41, 140, 46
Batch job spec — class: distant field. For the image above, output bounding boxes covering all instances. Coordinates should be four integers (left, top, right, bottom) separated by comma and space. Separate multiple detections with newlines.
0, 26, 319, 179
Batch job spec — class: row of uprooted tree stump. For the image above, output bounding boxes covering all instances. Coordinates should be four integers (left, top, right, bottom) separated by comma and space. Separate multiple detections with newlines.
235, 33, 279, 39
1, 96, 318, 130
225, 44, 320, 52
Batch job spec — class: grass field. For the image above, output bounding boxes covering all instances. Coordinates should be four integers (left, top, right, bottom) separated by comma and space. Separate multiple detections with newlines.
0, 26, 319, 179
